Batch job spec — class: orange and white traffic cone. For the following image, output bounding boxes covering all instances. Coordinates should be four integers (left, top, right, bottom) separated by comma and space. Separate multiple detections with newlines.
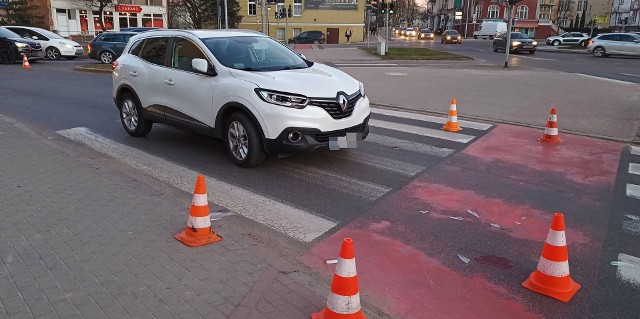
22, 54, 31, 69
442, 98, 462, 132
174, 175, 222, 247
312, 238, 366, 319
522, 213, 581, 302
540, 107, 561, 143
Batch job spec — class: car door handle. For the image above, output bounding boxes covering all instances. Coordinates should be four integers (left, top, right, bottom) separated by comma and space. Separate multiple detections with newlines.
129, 71, 138, 77
164, 79, 175, 86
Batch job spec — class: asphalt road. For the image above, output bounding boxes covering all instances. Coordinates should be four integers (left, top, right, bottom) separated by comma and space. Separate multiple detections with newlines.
347, 35, 640, 84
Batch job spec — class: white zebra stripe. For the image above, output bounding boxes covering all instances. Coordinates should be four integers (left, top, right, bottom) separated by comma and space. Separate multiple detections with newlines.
549, 115, 558, 122
628, 163, 640, 176
545, 229, 566, 247
631, 146, 640, 156
326, 292, 362, 314
626, 183, 640, 200
191, 193, 208, 206
187, 215, 211, 228
335, 258, 357, 278
537, 256, 570, 277
544, 127, 559, 135
369, 119, 475, 143
364, 134, 456, 157
370, 108, 492, 130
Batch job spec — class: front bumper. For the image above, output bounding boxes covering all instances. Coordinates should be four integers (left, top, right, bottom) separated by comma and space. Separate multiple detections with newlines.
264, 116, 370, 153
18, 48, 43, 60
511, 45, 537, 51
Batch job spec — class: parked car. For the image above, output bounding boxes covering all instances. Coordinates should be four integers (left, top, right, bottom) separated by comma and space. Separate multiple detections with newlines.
287, 31, 325, 44
493, 32, 537, 54
545, 32, 590, 46
0, 27, 43, 64
88, 31, 137, 64
587, 32, 640, 57
405, 27, 417, 37
4, 26, 83, 60
473, 21, 507, 39
418, 28, 435, 40
441, 30, 462, 44
112, 29, 370, 167
120, 27, 162, 33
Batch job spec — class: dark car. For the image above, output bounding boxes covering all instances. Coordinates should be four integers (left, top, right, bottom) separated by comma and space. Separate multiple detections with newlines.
441, 30, 462, 44
493, 32, 537, 54
288, 31, 325, 44
418, 28, 435, 40
120, 27, 162, 33
0, 27, 44, 64
88, 31, 137, 64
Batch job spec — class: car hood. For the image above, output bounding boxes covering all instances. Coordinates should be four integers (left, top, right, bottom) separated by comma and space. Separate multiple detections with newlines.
229, 63, 360, 98
513, 39, 535, 43
59, 39, 81, 46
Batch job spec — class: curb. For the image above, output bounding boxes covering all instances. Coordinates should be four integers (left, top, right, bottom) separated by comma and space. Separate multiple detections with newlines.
74, 65, 112, 74
537, 47, 589, 54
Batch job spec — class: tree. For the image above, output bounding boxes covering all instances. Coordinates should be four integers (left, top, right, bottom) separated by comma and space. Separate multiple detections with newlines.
179, 0, 243, 29
0, 0, 43, 26
554, 0, 575, 32
75, 0, 114, 32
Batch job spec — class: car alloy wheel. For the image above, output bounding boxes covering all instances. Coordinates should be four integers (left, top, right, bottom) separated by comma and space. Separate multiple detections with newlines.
46, 47, 61, 60
119, 93, 152, 137
225, 112, 265, 167
228, 121, 249, 161
552, 40, 560, 46
100, 51, 114, 64
593, 47, 606, 57
121, 99, 139, 132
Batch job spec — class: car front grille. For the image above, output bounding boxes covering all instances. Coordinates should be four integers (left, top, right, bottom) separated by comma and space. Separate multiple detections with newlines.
29, 43, 42, 50
310, 118, 368, 143
308, 91, 362, 120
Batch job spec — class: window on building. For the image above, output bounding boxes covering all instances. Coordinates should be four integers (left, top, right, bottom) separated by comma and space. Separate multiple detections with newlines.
577, 0, 585, 11
293, 28, 302, 36
504, 7, 510, 18
276, 0, 285, 18
80, 10, 88, 34
248, 0, 256, 16
276, 28, 285, 41
119, 13, 139, 29
142, 13, 164, 27
474, 5, 482, 18
516, 5, 528, 19
632, 13, 637, 23
294, 0, 302, 16
488, 5, 499, 18
619, 0, 623, 4
93, 11, 114, 33
149, 0, 162, 5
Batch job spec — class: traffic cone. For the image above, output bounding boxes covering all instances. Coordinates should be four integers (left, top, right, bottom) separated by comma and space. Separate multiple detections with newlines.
311, 238, 366, 319
174, 175, 222, 247
442, 98, 462, 132
522, 213, 581, 302
22, 55, 31, 69
540, 107, 561, 143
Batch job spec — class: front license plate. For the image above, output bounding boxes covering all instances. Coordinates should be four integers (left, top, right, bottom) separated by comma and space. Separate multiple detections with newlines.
523, 45, 532, 49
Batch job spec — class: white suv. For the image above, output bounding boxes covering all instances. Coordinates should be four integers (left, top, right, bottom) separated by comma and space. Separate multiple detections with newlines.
112, 29, 370, 167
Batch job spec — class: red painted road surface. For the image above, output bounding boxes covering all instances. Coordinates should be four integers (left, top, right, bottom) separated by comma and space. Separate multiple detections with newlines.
302, 125, 622, 319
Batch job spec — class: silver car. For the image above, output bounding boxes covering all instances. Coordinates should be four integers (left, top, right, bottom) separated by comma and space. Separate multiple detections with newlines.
587, 33, 640, 57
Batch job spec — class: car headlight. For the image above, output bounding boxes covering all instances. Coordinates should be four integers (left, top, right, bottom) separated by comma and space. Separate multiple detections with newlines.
512, 41, 521, 46
359, 82, 365, 97
255, 89, 308, 109
446, 36, 451, 40
15, 42, 29, 48
532, 41, 538, 46
60, 42, 73, 48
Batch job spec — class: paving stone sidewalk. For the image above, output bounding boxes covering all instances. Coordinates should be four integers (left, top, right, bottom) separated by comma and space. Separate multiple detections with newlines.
0, 115, 373, 319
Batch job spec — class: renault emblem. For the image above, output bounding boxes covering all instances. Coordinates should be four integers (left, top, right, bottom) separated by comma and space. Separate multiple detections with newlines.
337, 94, 349, 112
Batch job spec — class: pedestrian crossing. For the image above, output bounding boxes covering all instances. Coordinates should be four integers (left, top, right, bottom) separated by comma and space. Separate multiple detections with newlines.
625, 146, 640, 200
56, 107, 493, 242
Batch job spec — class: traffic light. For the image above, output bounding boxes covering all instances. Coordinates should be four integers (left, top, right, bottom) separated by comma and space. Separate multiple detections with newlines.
389, 2, 394, 14
287, 4, 292, 17
380, 0, 386, 14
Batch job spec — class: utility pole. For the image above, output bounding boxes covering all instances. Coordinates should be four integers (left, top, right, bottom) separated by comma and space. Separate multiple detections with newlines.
464, 0, 470, 38
261, 0, 267, 34
224, 0, 229, 29
504, 4, 513, 68
385, 4, 389, 53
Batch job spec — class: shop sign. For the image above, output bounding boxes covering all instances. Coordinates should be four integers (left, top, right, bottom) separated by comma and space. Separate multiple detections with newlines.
115, 5, 142, 13
304, 0, 357, 10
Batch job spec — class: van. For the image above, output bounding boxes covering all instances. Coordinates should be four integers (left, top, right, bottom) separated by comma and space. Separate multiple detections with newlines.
473, 22, 507, 39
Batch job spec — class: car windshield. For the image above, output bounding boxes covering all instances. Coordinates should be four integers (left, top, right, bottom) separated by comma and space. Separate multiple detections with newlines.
202, 36, 310, 72
448, 31, 459, 35
34, 28, 64, 39
510, 33, 529, 39
0, 27, 20, 38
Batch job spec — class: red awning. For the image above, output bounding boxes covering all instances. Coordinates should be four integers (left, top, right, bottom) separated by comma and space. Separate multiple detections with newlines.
514, 21, 539, 28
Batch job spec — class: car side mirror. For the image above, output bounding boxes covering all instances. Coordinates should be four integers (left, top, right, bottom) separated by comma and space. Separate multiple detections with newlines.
192, 58, 216, 76
32, 36, 39, 40
298, 53, 306, 59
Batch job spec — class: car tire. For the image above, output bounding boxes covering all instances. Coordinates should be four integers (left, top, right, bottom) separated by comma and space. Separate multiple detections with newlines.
99, 51, 115, 64
529, 50, 535, 54
225, 112, 266, 168
313, 40, 320, 44
552, 40, 561, 46
492, 43, 498, 52
119, 92, 152, 137
592, 47, 606, 57
45, 47, 61, 60
474, 35, 478, 39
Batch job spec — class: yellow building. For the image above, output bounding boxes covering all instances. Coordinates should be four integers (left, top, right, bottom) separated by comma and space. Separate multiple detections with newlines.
238, 0, 366, 44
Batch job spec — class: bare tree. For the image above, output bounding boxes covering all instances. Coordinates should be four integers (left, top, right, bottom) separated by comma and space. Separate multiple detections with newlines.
554, 0, 575, 32
168, 0, 195, 28
75, 0, 114, 32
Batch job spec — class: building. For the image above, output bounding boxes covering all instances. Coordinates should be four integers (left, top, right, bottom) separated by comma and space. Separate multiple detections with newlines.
1, 0, 167, 38
237, 0, 366, 44
610, 0, 639, 30
463, 0, 541, 37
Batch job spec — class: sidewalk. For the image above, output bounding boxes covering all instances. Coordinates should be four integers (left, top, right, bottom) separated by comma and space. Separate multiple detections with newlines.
0, 115, 378, 319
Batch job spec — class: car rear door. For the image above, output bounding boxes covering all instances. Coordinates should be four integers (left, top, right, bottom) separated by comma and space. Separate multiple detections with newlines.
113, 34, 133, 56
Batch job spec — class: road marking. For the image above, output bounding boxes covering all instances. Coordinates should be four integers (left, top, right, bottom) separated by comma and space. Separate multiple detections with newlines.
369, 119, 476, 143
631, 146, 640, 156
623, 215, 640, 236
272, 161, 391, 201
365, 134, 456, 157
56, 127, 336, 242
513, 56, 555, 61
621, 73, 640, 78
335, 63, 398, 66
324, 150, 426, 176
385, 72, 407, 76
371, 108, 492, 130
573, 73, 637, 85
629, 163, 640, 176
611, 253, 640, 286
625, 183, 640, 200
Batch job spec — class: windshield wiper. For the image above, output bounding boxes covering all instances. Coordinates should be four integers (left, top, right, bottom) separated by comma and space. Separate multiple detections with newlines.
239, 67, 261, 71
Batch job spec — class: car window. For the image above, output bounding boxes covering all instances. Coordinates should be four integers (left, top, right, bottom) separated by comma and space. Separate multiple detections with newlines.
203, 36, 308, 71
171, 37, 208, 73
298, 32, 308, 38
561, 33, 569, 38
140, 37, 169, 65
98, 34, 115, 42
129, 39, 145, 56
619, 34, 638, 42
115, 34, 132, 43
0, 27, 21, 38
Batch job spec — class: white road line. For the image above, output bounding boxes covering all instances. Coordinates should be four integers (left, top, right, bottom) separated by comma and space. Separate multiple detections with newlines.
632, 146, 640, 156
56, 127, 336, 242
385, 72, 408, 76
626, 183, 640, 200
621, 73, 640, 78
514, 56, 555, 61
324, 150, 426, 177
369, 119, 476, 143
611, 253, 640, 286
371, 108, 492, 130
573, 73, 637, 85
629, 163, 640, 176
364, 134, 456, 157
335, 63, 398, 66
272, 161, 391, 201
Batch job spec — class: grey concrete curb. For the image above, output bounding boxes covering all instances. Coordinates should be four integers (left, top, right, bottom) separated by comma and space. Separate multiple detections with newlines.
537, 47, 590, 54
74, 64, 113, 74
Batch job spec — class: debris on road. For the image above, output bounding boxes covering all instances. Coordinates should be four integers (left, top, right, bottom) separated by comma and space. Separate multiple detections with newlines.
521, 217, 527, 220
467, 209, 480, 218
516, 222, 522, 225
419, 210, 429, 214
457, 254, 471, 264
325, 259, 338, 264
490, 223, 501, 228
450, 216, 464, 221
210, 211, 235, 220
